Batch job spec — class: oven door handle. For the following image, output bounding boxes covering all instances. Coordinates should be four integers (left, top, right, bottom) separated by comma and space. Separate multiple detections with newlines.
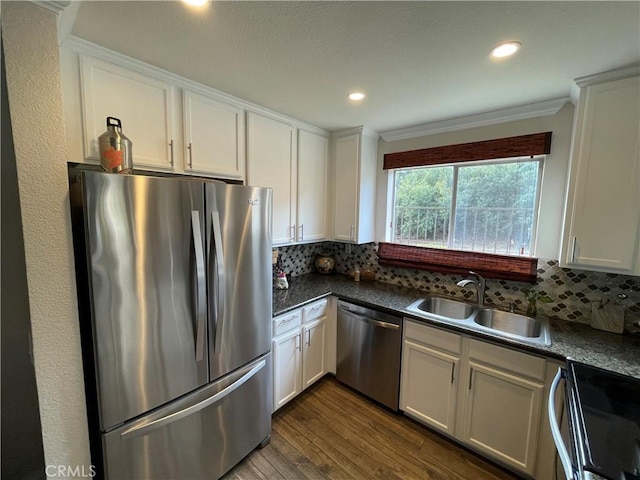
548, 368, 573, 480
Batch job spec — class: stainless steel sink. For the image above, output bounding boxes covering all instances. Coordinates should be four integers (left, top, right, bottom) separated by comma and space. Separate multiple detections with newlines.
407, 296, 474, 320
474, 309, 542, 338
405, 297, 551, 347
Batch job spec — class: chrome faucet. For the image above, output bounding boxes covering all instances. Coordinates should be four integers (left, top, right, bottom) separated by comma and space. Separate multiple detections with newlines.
457, 271, 486, 306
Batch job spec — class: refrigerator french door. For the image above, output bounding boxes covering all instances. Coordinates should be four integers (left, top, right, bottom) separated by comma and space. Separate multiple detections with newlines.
206, 182, 272, 381
72, 170, 272, 479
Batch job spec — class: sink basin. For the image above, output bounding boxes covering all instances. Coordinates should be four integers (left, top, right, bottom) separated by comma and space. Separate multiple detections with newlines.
406, 297, 551, 347
407, 297, 474, 320
474, 309, 547, 340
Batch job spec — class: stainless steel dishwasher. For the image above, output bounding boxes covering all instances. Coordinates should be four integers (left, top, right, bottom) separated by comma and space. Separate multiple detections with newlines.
336, 300, 402, 411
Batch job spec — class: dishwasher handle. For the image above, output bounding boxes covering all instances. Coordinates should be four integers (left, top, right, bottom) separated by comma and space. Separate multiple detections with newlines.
338, 306, 400, 330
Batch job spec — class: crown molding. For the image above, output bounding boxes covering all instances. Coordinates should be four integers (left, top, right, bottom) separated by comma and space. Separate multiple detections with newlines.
379, 97, 570, 142
570, 65, 640, 104
331, 126, 380, 140
31, 0, 70, 15
61, 36, 329, 137
574, 64, 640, 88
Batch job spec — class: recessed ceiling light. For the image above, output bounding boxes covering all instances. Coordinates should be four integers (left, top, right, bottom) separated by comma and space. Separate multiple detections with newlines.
181, 0, 209, 7
490, 42, 522, 59
348, 92, 366, 101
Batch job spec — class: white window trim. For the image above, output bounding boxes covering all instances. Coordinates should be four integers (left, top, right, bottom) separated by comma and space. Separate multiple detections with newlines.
386, 155, 545, 257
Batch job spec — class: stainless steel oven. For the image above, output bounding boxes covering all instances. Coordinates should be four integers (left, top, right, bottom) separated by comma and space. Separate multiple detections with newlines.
549, 361, 640, 480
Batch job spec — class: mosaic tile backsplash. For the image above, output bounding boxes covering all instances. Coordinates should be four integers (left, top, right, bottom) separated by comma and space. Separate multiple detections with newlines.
274, 242, 640, 326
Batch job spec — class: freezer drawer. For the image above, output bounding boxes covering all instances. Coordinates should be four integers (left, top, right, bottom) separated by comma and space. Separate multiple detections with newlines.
102, 354, 272, 480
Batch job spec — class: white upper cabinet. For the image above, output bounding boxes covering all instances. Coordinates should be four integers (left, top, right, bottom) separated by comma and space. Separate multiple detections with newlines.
333, 129, 377, 244
80, 56, 177, 171
182, 90, 245, 179
61, 39, 328, 184
561, 75, 640, 274
297, 130, 328, 242
246, 114, 329, 246
247, 112, 297, 245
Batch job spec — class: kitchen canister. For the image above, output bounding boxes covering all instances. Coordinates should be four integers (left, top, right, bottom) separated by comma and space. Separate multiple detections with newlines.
314, 253, 335, 274
99, 117, 133, 174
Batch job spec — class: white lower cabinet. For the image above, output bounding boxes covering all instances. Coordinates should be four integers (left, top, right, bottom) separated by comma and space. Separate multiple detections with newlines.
462, 361, 543, 475
272, 326, 302, 410
272, 299, 330, 412
400, 324, 460, 435
400, 319, 548, 477
301, 319, 326, 389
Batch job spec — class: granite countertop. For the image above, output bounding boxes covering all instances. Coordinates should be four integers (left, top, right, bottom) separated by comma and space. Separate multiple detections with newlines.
273, 273, 640, 379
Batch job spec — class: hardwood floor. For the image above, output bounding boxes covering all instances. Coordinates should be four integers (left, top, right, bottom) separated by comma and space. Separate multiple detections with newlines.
223, 377, 520, 480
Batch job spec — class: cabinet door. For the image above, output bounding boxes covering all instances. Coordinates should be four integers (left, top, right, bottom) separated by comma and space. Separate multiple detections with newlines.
462, 362, 543, 475
297, 131, 328, 242
247, 113, 296, 245
565, 76, 640, 273
80, 56, 176, 171
272, 328, 302, 412
183, 90, 245, 179
400, 340, 459, 435
334, 134, 359, 242
302, 318, 326, 389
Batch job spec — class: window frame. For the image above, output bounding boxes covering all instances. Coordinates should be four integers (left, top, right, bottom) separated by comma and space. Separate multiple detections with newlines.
387, 155, 545, 258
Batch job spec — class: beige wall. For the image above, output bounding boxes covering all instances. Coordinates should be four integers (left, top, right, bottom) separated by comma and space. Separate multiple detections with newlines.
376, 102, 575, 259
2, 1, 91, 474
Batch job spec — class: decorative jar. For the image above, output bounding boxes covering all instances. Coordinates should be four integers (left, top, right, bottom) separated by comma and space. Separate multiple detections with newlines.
361, 263, 376, 281
314, 253, 335, 274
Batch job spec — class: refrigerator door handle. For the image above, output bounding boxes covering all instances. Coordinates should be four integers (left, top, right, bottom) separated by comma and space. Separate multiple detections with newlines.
120, 358, 266, 441
191, 211, 206, 362
211, 211, 226, 355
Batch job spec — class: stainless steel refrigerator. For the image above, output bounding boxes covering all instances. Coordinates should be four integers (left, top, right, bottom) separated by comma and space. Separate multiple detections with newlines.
70, 170, 273, 479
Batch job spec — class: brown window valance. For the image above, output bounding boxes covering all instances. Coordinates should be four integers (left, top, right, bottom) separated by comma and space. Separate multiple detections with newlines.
383, 132, 552, 170
377, 242, 538, 283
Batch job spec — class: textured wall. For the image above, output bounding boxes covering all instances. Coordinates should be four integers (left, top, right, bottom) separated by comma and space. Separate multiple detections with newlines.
1, 40, 46, 479
1, 1, 91, 473
277, 242, 640, 325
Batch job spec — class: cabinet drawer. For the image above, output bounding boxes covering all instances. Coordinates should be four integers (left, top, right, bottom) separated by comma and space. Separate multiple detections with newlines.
404, 319, 462, 355
303, 299, 328, 323
273, 310, 302, 337
469, 339, 545, 381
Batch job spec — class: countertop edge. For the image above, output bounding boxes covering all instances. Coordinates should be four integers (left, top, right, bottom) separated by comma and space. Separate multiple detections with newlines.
272, 274, 640, 379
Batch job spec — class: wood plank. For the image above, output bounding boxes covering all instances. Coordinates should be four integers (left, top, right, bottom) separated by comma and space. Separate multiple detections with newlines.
273, 413, 358, 479
269, 430, 327, 480
293, 381, 507, 480
223, 377, 520, 480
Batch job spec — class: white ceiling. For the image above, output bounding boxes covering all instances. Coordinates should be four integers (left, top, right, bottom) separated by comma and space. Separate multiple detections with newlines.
65, 1, 640, 133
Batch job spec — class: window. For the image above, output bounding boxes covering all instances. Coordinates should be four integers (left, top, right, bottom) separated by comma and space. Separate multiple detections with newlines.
390, 157, 542, 256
